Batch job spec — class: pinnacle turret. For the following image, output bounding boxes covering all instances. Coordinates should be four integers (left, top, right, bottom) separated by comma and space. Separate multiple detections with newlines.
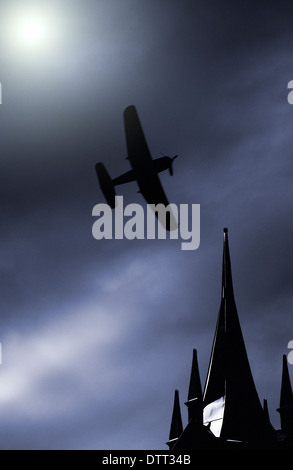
278, 355, 293, 435
167, 389, 183, 449
185, 349, 203, 423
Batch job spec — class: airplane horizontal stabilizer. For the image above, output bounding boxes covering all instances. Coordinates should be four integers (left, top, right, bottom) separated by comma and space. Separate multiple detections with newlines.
95, 162, 116, 209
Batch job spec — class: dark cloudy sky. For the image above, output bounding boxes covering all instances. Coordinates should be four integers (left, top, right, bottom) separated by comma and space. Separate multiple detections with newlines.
0, 0, 292, 450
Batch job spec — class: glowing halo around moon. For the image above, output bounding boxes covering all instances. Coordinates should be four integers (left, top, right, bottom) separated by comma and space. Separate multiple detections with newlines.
14, 13, 51, 50
3, 5, 59, 56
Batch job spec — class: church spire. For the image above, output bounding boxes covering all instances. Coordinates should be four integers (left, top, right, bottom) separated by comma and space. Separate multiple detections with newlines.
203, 228, 270, 443
278, 355, 293, 435
185, 349, 203, 423
166, 390, 183, 449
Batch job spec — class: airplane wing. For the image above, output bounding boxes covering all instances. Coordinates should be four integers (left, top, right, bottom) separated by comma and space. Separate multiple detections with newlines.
124, 105, 153, 168
123, 105, 169, 205
124, 105, 177, 230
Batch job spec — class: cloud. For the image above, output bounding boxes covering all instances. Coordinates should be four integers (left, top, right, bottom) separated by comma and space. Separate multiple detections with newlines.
0, 298, 123, 413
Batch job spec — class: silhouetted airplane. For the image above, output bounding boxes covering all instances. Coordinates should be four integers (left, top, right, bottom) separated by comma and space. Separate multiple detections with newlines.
95, 105, 178, 229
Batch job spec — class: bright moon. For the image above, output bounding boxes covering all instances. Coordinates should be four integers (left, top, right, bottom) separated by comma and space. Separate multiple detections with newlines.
16, 13, 51, 49
4, 6, 57, 55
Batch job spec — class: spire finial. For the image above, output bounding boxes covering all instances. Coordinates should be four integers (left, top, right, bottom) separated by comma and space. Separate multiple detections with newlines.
221, 227, 235, 302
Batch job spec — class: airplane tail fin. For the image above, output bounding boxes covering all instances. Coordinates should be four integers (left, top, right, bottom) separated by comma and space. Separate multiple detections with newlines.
95, 162, 116, 208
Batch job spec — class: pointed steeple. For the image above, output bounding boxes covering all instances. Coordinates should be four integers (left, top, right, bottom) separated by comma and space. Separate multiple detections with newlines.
203, 228, 270, 443
166, 390, 183, 449
185, 349, 203, 423
277, 355, 293, 435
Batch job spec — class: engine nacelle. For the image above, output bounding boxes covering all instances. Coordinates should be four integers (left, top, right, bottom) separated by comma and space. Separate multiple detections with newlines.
95, 162, 116, 208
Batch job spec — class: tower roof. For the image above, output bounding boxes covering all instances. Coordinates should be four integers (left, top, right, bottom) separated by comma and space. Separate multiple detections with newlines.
203, 228, 270, 443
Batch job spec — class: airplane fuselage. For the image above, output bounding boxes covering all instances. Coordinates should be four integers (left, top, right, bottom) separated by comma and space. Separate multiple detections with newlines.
113, 156, 173, 187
